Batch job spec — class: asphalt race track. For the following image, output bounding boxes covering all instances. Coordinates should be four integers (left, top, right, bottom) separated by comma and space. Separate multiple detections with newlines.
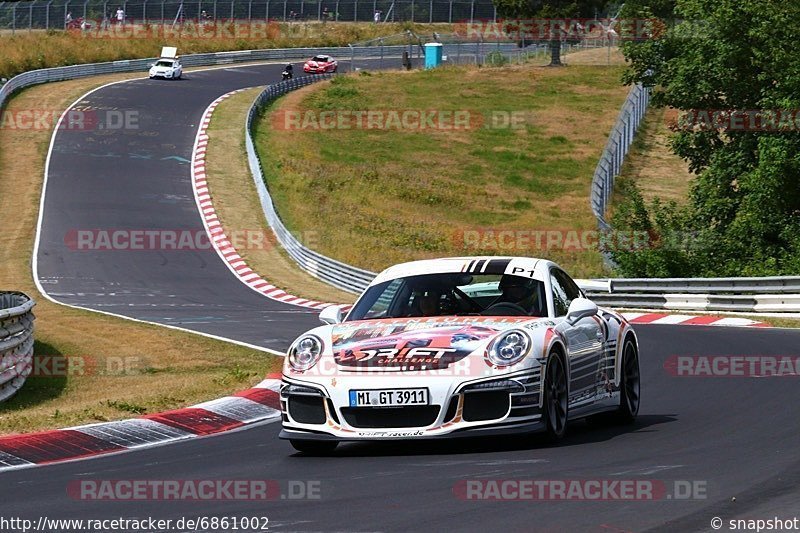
35, 62, 321, 351
2, 326, 800, 531
17, 61, 800, 531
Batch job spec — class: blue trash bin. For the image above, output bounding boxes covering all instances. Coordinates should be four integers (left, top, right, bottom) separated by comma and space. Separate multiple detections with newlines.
424, 43, 443, 69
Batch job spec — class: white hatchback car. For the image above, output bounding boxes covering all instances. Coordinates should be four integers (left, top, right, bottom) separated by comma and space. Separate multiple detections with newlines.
149, 47, 183, 80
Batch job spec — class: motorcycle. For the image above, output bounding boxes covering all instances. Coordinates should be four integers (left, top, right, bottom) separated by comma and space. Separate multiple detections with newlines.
282, 67, 293, 81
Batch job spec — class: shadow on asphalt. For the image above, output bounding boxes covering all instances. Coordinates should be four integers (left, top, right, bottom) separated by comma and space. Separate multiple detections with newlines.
289, 414, 678, 457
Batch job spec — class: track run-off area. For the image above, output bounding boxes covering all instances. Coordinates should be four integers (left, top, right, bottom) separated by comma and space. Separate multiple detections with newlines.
9, 60, 800, 531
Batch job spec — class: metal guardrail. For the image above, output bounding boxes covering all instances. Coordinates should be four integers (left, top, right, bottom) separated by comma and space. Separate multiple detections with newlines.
0, 292, 36, 402
0, 44, 437, 114
579, 277, 800, 313
590, 83, 650, 230
243, 42, 527, 293
246, 74, 378, 294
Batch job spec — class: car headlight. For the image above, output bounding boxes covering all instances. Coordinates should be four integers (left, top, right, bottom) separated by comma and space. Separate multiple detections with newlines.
486, 329, 531, 367
288, 335, 323, 371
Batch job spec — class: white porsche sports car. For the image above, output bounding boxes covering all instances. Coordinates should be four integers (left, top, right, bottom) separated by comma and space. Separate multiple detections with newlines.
280, 257, 640, 454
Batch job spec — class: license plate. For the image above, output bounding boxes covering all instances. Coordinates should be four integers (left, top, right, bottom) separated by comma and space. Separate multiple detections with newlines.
349, 388, 428, 407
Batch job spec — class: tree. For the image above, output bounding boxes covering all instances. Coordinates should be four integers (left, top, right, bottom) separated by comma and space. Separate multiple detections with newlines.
613, 0, 800, 276
491, 0, 608, 65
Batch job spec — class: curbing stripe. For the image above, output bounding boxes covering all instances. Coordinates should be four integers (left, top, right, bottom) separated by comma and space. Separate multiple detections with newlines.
143, 407, 244, 435
0, 378, 282, 472
188, 89, 343, 311
621, 312, 766, 327
0, 430, 126, 464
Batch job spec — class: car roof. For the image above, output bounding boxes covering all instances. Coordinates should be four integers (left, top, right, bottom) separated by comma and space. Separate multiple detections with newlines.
370, 256, 558, 286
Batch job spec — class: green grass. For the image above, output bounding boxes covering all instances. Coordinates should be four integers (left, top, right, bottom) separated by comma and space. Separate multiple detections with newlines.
255, 62, 629, 277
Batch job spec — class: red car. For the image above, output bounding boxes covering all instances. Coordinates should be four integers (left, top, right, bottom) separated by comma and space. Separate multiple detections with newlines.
303, 55, 338, 74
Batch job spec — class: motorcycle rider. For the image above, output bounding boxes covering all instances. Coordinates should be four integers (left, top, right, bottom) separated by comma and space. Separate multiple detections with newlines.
282, 63, 293, 80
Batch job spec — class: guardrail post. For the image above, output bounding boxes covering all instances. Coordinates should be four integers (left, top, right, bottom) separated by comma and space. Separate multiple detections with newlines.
349, 43, 355, 72
428, 0, 432, 22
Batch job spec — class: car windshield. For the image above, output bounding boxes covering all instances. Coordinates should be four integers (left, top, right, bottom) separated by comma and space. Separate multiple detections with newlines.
312, 56, 329, 62
155, 60, 173, 67
346, 273, 547, 321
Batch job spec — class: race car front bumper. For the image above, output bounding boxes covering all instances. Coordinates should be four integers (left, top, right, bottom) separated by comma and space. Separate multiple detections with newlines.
279, 370, 544, 441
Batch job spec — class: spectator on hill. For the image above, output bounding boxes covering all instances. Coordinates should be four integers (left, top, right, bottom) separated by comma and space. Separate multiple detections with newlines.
116, 7, 125, 25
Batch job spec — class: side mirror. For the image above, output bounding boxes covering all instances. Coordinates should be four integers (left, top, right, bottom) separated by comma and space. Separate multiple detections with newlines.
319, 304, 344, 325
566, 297, 598, 324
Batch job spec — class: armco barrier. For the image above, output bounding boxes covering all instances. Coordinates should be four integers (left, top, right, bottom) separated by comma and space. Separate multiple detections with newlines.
590, 83, 650, 230
245, 75, 377, 294
243, 78, 800, 311
0, 44, 432, 115
0, 42, 525, 115
0, 292, 35, 402
582, 277, 800, 313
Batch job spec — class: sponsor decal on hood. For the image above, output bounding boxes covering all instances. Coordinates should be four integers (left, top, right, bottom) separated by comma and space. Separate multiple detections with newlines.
331, 317, 532, 370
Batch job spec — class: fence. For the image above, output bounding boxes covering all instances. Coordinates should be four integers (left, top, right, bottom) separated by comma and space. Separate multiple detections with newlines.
0, 0, 497, 31
0, 292, 35, 402
590, 83, 650, 230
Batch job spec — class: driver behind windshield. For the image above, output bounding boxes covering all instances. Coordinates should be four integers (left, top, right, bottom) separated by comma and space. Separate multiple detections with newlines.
407, 289, 440, 317
488, 275, 542, 316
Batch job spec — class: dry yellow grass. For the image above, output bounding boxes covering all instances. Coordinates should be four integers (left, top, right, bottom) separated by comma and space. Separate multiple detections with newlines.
561, 45, 626, 66
0, 22, 454, 79
204, 88, 355, 303
613, 106, 694, 205
256, 63, 630, 278
0, 71, 281, 435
